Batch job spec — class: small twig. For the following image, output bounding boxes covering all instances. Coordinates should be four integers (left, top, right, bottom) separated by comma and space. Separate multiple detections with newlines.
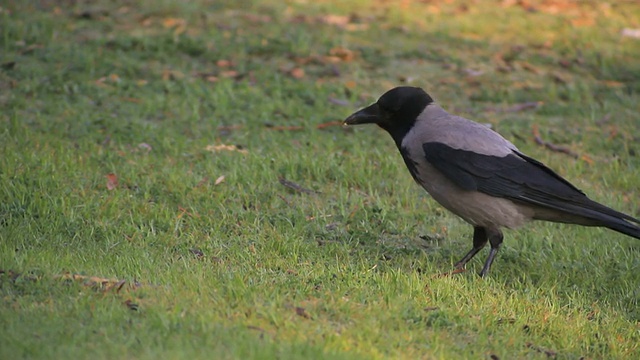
511, 131, 527, 143
278, 177, 318, 194
277, 194, 292, 206
328, 97, 350, 106
503, 101, 542, 112
316, 121, 344, 129
532, 124, 578, 158
265, 124, 304, 131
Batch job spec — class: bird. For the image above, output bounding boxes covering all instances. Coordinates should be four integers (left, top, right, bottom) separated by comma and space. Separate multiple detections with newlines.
343, 86, 640, 277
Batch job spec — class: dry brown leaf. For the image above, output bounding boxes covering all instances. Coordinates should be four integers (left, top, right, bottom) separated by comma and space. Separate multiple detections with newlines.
242, 13, 271, 23
216, 59, 231, 67
162, 69, 185, 81
214, 175, 225, 185
220, 70, 239, 78
581, 154, 594, 165
106, 173, 118, 190
601, 80, 624, 88
295, 306, 311, 319
570, 16, 595, 27
95, 74, 121, 88
162, 17, 186, 28
56, 273, 133, 292
329, 47, 355, 62
205, 144, 248, 154
319, 14, 349, 27
290, 68, 305, 79
344, 80, 356, 89
345, 23, 369, 31
519, 61, 542, 74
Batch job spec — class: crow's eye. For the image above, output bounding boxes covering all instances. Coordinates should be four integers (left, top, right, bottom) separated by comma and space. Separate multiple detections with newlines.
377, 99, 401, 113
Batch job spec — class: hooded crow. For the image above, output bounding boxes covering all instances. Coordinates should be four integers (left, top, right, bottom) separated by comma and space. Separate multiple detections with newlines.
344, 86, 640, 277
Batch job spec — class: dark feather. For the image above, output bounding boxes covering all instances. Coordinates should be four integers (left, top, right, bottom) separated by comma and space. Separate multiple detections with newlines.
422, 142, 640, 229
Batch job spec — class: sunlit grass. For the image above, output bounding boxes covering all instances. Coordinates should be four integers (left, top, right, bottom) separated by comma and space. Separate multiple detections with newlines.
1, 0, 639, 359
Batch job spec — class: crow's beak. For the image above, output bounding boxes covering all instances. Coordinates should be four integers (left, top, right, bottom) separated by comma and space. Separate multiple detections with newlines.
343, 103, 381, 125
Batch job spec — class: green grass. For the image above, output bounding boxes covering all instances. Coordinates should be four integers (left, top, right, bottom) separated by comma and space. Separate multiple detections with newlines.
1, 0, 639, 358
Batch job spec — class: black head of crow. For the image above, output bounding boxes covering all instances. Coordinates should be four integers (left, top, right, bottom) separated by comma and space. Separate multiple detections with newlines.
345, 87, 433, 145
344, 86, 640, 277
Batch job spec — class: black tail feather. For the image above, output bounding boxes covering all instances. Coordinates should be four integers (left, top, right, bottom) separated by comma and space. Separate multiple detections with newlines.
602, 216, 640, 240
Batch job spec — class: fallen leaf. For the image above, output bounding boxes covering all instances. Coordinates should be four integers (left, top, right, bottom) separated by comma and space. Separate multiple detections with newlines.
344, 80, 356, 89
216, 59, 232, 67
214, 175, 225, 185
519, 61, 542, 74
571, 16, 595, 27
162, 17, 186, 29
290, 67, 305, 79
601, 80, 624, 88
220, 70, 239, 78
295, 306, 311, 319
106, 173, 118, 190
205, 144, 248, 154
55, 273, 137, 292
621, 28, 640, 39
580, 154, 594, 165
319, 14, 349, 27
162, 69, 185, 81
329, 47, 355, 62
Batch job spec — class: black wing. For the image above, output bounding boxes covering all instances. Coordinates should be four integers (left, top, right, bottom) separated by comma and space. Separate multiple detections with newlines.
422, 142, 640, 225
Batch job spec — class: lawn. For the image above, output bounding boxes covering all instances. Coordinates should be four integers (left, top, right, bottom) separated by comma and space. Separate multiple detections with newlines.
1, 0, 639, 359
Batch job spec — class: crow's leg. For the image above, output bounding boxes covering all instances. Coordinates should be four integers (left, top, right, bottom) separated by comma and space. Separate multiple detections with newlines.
454, 226, 488, 269
478, 228, 504, 277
